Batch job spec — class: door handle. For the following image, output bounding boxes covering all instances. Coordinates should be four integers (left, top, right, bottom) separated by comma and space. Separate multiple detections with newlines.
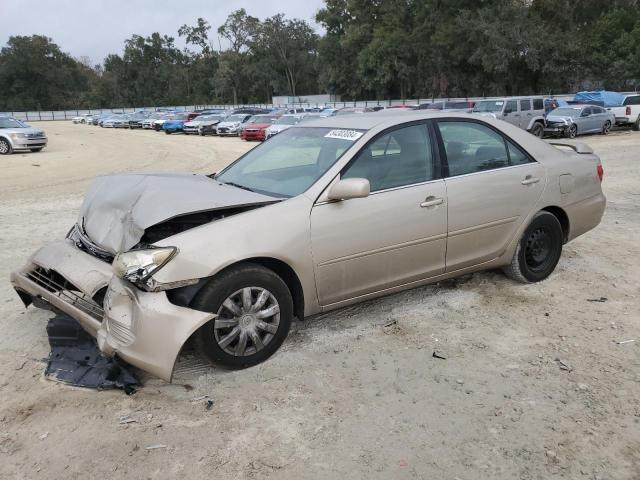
420, 196, 444, 208
521, 176, 540, 185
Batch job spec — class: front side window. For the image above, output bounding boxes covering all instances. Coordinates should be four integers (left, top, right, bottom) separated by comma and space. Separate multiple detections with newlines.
533, 98, 544, 110
342, 124, 434, 192
216, 127, 359, 197
437, 121, 530, 176
504, 100, 518, 113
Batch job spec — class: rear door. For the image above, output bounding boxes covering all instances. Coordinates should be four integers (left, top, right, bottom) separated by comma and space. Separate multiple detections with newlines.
503, 99, 520, 127
436, 120, 545, 271
519, 99, 532, 129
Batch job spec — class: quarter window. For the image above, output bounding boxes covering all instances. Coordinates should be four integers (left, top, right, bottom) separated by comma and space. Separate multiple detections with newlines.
624, 95, 640, 106
533, 98, 544, 110
437, 121, 530, 176
342, 124, 434, 191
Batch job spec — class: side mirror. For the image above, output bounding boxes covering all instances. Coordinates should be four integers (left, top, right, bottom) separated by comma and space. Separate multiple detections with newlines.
327, 178, 370, 201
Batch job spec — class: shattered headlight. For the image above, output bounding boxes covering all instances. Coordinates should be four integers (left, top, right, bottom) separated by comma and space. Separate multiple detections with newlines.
113, 247, 177, 289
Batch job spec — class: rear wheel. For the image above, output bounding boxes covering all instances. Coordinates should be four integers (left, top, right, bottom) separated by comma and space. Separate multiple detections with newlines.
602, 120, 611, 135
503, 211, 563, 283
0, 138, 12, 155
530, 122, 544, 138
193, 264, 293, 368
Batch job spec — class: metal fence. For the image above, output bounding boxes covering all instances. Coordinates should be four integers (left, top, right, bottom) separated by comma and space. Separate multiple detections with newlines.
5, 92, 635, 121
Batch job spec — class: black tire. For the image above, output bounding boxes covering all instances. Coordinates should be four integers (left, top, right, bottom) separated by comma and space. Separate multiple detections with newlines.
198, 130, 204, 136
602, 120, 611, 135
193, 263, 293, 368
164, 130, 171, 135
633, 116, 640, 131
0, 137, 12, 155
565, 124, 577, 139
30, 148, 43, 152
530, 122, 544, 138
503, 211, 563, 283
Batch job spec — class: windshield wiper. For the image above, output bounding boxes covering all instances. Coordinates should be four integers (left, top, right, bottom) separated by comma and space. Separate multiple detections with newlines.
221, 181, 255, 193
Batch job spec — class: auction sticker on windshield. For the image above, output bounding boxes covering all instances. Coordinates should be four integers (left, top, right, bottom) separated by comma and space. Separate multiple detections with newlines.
324, 129, 364, 141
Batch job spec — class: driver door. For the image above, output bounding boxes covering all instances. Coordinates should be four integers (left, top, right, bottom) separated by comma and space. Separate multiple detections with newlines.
310, 123, 447, 307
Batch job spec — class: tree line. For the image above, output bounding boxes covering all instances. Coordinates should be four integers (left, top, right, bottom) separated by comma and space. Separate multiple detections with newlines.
1, 0, 639, 111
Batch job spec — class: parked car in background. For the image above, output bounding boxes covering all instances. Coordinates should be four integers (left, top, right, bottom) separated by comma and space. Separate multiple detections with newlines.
183, 114, 225, 135
0, 116, 47, 154
102, 114, 124, 128
10, 111, 606, 380
545, 105, 615, 138
72, 114, 93, 124
162, 112, 198, 134
319, 107, 338, 116
153, 113, 175, 131
417, 101, 476, 112
198, 114, 229, 136
126, 111, 151, 129
216, 114, 253, 136
335, 107, 375, 115
386, 104, 416, 110
607, 94, 640, 130
141, 113, 163, 129
265, 114, 306, 139
473, 97, 547, 137
240, 115, 281, 141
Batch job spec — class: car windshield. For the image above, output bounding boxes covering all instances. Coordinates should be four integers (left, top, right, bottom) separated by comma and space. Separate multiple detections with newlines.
225, 115, 247, 122
249, 116, 278, 124
0, 118, 27, 128
550, 108, 581, 117
275, 116, 301, 125
216, 127, 363, 197
473, 100, 505, 112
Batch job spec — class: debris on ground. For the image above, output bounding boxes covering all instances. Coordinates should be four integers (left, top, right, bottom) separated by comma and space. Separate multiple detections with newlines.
145, 444, 167, 450
38, 432, 48, 441
206, 399, 214, 410
44, 314, 138, 394
586, 297, 608, 303
555, 358, 573, 372
190, 395, 209, 403
616, 339, 635, 345
119, 416, 137, 425
432, 351, 447, 360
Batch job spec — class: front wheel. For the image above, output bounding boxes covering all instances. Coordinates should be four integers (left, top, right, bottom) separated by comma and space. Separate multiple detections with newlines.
164, 130, 171, 135
565, 124, 577, 139
503, 211, 563, 283
0, 138, 12, 155
530, 122, 544, 138
602, 120, 611, 135
192, 264, 293, 368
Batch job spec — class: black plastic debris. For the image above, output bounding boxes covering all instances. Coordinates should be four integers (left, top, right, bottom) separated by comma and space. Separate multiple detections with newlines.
587, 297, 608, 303
45, 314, 138, 394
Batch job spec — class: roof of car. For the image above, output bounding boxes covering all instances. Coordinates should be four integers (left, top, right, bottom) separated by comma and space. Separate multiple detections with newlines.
298, 110, 483, 130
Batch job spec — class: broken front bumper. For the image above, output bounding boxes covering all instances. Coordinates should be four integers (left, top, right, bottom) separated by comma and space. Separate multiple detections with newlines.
10, 240, 214, 382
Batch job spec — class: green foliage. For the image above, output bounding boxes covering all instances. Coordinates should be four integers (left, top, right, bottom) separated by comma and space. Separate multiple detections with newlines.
1, 1, 640, 110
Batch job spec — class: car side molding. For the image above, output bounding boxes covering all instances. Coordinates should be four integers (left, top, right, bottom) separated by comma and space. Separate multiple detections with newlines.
548, 141, 594, 154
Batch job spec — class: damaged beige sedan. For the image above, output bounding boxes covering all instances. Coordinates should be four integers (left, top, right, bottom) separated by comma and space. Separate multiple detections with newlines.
11, 112, 606, 381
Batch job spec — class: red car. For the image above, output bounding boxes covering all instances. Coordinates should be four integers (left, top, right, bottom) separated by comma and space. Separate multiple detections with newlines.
240, 115, 280, 141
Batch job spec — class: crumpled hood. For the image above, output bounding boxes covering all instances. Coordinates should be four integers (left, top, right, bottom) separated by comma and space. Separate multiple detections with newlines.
546, 115, 574, 124
79, 172, 277, 253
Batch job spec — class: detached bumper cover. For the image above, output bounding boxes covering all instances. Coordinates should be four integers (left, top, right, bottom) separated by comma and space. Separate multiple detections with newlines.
11, 240, 214, 382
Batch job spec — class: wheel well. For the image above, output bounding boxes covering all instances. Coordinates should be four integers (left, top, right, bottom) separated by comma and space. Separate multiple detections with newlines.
245, 257, 305, 321
541, 206, 569, 243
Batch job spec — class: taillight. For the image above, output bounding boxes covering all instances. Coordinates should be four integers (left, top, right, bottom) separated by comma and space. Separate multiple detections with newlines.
597, 164, 604, 182
626, 106, 631, 116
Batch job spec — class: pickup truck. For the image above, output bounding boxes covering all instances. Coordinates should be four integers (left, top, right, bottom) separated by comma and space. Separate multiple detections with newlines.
607, 94, 640, 130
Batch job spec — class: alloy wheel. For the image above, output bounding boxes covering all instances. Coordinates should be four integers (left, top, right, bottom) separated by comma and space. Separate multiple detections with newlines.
0, 139, 10, 154
214, 287, 280, 357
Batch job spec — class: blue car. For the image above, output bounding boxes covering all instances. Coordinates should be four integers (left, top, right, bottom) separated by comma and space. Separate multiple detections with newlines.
162, 112, 197, 134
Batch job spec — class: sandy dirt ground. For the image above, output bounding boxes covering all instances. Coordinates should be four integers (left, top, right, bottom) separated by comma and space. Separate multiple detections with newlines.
0, 121, 638, 479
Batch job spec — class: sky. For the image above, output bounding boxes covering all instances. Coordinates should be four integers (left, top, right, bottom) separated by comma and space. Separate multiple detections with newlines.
1, 0, 326, 64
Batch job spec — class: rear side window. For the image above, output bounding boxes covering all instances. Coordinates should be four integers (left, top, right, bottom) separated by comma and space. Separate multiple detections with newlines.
437, 121, 531, 176
624, 95, 640, 105
520, 99, 531, 111
533, 99, 544, 110
342, 124, 434, 191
